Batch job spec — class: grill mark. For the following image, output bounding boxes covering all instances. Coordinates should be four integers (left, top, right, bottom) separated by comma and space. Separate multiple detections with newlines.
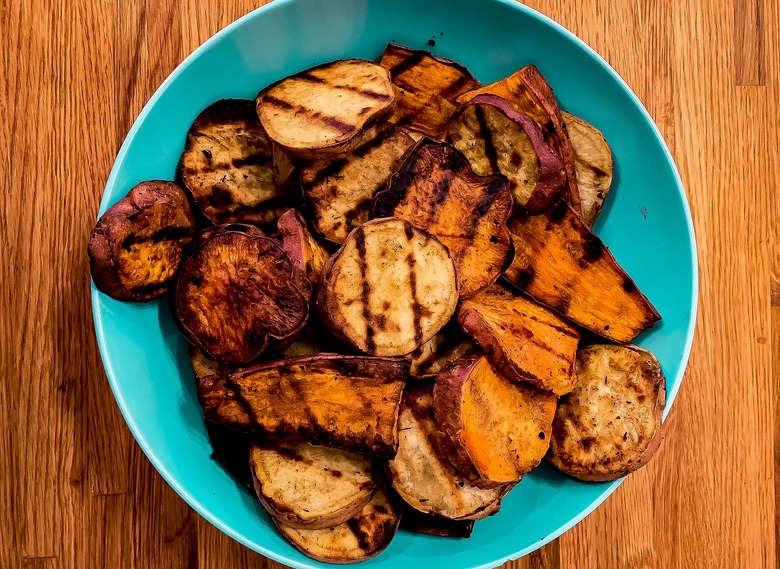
475, 179, 503, 216
120, 226, 192, 250
231, 154, 273, 168
439, 74, 477, 102
406, 252, 424, 346
317, 114, 355, 135
264, 95, 356, 134
262, 95, 296, 111
224, 378, 258, 423
276, 445, 306, 463
346, 518, 373, 552
297, 71, 327, 84
298, 72, 393, 102
353, 126, 394, 158
474, 105, 500, 174
387, 51, 426, 80
354, 229, 375, 353
308, 159, 349, 186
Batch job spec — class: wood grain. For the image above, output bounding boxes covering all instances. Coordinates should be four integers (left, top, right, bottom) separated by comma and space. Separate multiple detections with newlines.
0, 0, 777, 568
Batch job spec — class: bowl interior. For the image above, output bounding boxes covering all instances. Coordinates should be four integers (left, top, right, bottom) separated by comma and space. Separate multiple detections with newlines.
93, 0, 697, 567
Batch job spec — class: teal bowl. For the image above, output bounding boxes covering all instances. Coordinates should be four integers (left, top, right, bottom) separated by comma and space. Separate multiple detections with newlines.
92, 0, 698, 567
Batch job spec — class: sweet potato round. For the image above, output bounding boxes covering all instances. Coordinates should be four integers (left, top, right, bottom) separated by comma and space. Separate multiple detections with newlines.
88, 180, 196, 301
547, 344, 665, 482
174, 224, 309, 364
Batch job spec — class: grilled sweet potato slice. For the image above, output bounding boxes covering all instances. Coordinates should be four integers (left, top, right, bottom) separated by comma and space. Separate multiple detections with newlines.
407, 325, 476, 380
301, 125, 414, 244
188, 344, 234, 380
388, 385, 505, 519
198, 354, 407, 456
379, 43, 481, 140
177, 99, 287, 226
504, 201, 660, 342
373, 140, 513, 297
174, 224, 309, 364
562, 112, 614, 227
457, 285, 579, 396
88, 180, 196, 302
256, 59, 395, 158
547, 345, 665, 481
250, 439, 376, 529
458, 65, 580, 214
276, 209, 330, 288
434, 356, 557, 485
400, 507, 475, 538
318, 218, 458, 356
276, 487, 400, 563
447, 94, 565, 212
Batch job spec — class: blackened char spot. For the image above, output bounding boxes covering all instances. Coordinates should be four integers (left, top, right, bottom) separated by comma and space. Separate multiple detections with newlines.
581, 235, 605, 264
354, 229, 376, 353
546, 199, 569, 223
553, 295, 571, 314
475, 179, 504, 216
121, 226, 192, 250
231, 154, 272, 168
581, 437, 595, 451
329, 469, 344, 478
509, 151, 522, 168
622, 277, 637, 293
205, 185, 235, 207
276, 445, 306, 462
403, 221, 415, 241
474, 105, 500, 174
511, 267, 536, 289
346, 518, 374, 553
202, 149, 212, 159
309, 159, 349, 185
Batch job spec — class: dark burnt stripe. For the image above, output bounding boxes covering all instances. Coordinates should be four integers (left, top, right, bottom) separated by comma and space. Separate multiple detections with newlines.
297, 71, 327, 84
387, 50, 426, 79
308, 158, 349, 186
354, 229, 376, 353
406, 252, 424, 346
438, 73, 476, 102
475, 179, 503, 216
474, 105, 500, 174
262, 95, 296, 111
231, 154, 273, 168
353, 126, 394, 158
224, 378, 258, 423
622, 277, 637, 293
121, 226, 192, 250
346, 518, 374, 553
334, 83, 392, 101
318, 114, 355, 135
276, 445, 306, 463
524, 337, 572, 361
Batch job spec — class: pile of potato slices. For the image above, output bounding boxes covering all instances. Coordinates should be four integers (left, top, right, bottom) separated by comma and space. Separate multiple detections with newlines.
89, 44, 667, 563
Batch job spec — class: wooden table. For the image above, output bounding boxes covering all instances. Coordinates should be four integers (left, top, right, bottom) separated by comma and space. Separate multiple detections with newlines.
2, 0, 777, 567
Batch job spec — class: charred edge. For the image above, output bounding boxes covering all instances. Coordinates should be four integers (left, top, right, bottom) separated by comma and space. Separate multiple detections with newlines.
474, 106, 500, 174
297, 71, 327, 84
127, 281, 170, 297
354, 230, 376, 353
622, 277, 637, 293
386, 50, 427, 80
353, 126, 394, 158
120, 226, 192, 250
580, 234, 605, 264
195, 99, 259, 126
346, 518, 374, 553
406, 252, 424, 346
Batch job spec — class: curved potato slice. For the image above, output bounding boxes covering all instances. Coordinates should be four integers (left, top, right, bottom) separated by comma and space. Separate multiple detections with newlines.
379, 43, 481, 139
447, 94, 565, 212
257, 59, 395, 158
301, 125, 414, 244
88, 180, 196, 302
276, 209, 330, 289
318, 218, 458, 356
407, 325, 476, 380
434, 356, 557, 485
547, 345, 665, 482
388, 385, 506, 519
373, 139, 513, 297
458, 65, 580, 215
174, 224, 309, 364
562, 112, 614, 227
250, 439, 376, 529
178, 99, 287, 226
275, 487, 400, 563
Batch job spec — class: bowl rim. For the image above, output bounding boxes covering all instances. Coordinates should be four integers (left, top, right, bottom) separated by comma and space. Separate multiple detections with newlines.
92, 0, 699, 566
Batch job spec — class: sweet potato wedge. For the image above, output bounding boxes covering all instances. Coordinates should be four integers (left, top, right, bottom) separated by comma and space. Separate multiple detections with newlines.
562, 112, 614, 227
174, 224, 309, 364
273, 143, 297, 188
457, 285, 579, 396
301, 125, 415, 244
504, 201, 661, 342
275, 487, 400, 563
388, 385, 505, 519
88, 180, 196, 301
407, 325, 476, 380
379, 43, 481, 139
198, 354, 408, 457
400, 507, 475, 538
317, 218, 458, 356
250, 439, 376, 529
447, 94, 565, 212
373, 140, 513, 297
276, 209, 330, 288
458, 65, 580, 214
256, 59, 395, 158
547, 345, 665, 481
177, 99, 288, 226
434, 356, 557, 485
